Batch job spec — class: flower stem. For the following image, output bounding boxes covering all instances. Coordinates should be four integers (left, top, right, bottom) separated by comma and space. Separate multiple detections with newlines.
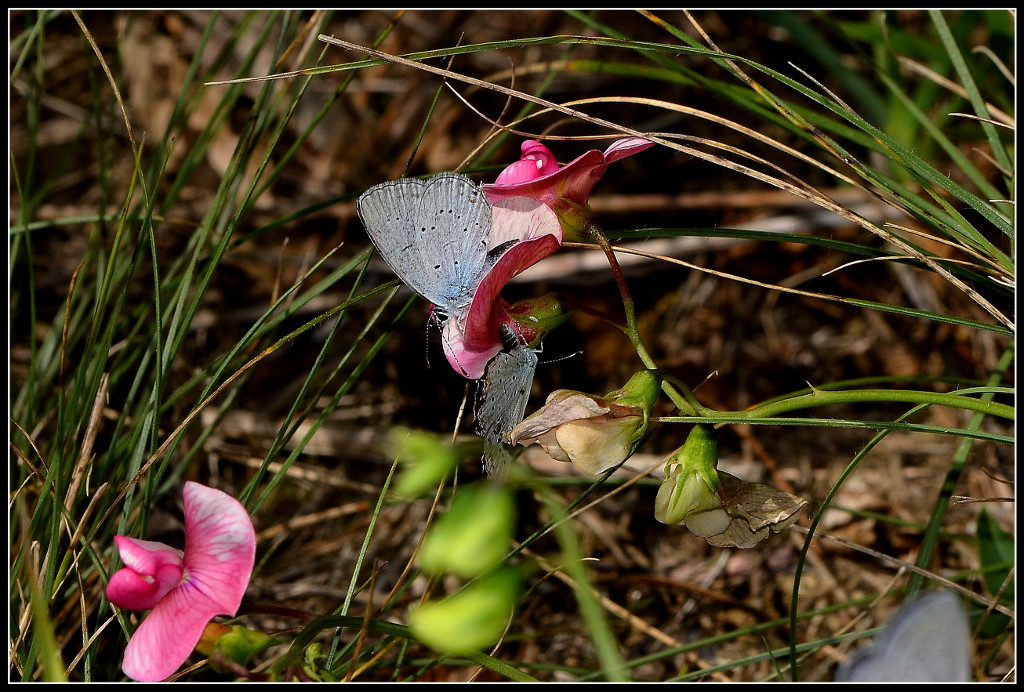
661, 386, 1013, 423
584, 223, 696, 415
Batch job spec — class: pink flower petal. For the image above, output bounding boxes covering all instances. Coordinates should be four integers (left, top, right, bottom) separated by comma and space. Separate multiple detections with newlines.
492, 159, 546, 186
601, 136, 655, 163
106, 537, 184, 611
120, 575, 238, 681
556, 151, 615, 206
442, 318, 503, 380
555, 139, 653, 203
182, 481, 256, 614
441, 235, 557, 380
464, 235, 560, 350
483, 149, 603, 206
483, 137, 654, 208
488, 196, 562, 246
107, 564, 184, 611
114, 536, 184, 574
492, 140, 560, 185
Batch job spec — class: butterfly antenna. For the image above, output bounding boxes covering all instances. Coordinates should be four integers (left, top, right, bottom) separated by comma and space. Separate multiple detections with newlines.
539, 348, 582, 365
437, 315, 474, 377
423, 317, 433, 369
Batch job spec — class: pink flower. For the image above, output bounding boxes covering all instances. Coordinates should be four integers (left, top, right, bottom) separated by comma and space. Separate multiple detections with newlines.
442, 197, 561, 378
482, 137, 654, 211
106, 482, 256, 682
441, 138, 652, 379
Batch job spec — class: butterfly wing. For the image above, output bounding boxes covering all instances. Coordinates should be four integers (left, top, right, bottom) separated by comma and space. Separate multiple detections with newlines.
358, 173, 493, 313
358, 177, 431, 296
836, 591, 970, 682
475, 326, 538, 474
412, 173, 492, 312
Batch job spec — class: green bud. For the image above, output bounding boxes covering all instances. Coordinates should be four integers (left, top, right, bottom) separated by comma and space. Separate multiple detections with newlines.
507, 292, 571, 344
654, 425, 728, 532
418, 485, 515, 578
551, 197, 602, 243
607, 369, 662, 406
663, 424, 718, 480
206, 624, 272, 670
606, 369, 662, 442
391, 429, 459, 498
408, 568, 521, 655
304, 642, 323, 665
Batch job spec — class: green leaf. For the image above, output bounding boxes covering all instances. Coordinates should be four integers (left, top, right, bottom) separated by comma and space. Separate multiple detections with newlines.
408, 568, 522, 655
976, 508, 1014, 605
390, 428, 460, 498
418, 484, 516, 578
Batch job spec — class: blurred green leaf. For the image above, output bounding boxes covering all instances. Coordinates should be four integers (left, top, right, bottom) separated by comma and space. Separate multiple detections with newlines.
391, 428, 460, 498
976, 508, 1014, 605
418, 484, 515, 578
408, 568, 522, 655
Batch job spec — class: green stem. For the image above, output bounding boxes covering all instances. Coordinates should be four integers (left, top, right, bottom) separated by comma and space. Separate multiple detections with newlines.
587, 222, 695, 415
908, 341, 1016, 595
662, 386, 1012, 422
537, 482, 628, 681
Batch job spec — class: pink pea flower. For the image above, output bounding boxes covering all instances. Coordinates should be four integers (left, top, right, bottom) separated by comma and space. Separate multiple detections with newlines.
441, 196, 561, 378
482, 137, 655, 230
106, 481, 256, 682
441, 138, 653, 379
